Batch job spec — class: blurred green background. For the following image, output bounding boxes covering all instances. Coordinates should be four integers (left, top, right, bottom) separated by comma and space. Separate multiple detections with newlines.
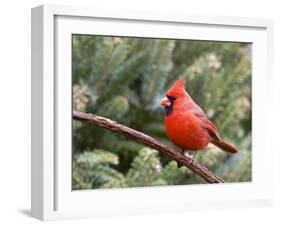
72, 35, 252, 190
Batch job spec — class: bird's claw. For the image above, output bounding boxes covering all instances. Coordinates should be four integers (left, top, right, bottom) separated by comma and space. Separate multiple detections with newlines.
177, 150, 197, 168
187, 157, 196, 167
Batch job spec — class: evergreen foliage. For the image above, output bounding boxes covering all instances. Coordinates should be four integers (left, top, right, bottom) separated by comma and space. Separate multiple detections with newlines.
72, 35, 252, 189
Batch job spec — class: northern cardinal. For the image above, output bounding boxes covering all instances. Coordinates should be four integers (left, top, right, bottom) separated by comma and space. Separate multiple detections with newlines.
161, 78, 239, 166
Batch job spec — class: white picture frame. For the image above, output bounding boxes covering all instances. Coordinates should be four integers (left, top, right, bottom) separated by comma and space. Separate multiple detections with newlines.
31, 4, 274, 221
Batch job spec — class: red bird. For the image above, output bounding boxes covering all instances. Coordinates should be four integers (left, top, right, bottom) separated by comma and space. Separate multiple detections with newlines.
161, 78, 239, 166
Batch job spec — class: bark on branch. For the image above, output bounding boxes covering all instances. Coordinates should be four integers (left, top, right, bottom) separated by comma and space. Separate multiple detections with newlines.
73, 111, 224, 183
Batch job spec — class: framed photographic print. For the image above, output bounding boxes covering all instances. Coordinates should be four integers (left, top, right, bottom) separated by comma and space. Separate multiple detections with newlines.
31, 4, 274, 221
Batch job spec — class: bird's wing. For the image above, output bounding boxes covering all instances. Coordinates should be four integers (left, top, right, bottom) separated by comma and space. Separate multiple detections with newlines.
204, 120, 221, 142
193, 109, 221, 141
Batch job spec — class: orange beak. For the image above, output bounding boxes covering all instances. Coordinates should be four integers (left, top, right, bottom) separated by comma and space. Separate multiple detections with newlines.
161, 97, 171, 107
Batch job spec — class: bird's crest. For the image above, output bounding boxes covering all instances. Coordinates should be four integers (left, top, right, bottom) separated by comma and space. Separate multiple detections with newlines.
166, 78, 186, 97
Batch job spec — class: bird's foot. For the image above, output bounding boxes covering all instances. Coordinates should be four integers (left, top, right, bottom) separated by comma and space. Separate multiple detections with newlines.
188, 151, 198, 166
187, 157, 196, 167
177, 150, 198, 168
186, 151, 198, 168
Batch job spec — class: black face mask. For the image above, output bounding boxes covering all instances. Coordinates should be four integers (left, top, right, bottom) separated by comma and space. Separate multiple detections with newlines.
164, 96, 176, 116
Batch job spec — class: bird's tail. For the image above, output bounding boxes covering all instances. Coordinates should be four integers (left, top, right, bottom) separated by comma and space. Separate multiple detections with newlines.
211, 140, 239, 153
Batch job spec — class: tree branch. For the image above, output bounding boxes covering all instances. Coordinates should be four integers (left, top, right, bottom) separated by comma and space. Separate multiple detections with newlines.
73, 111, 224, 183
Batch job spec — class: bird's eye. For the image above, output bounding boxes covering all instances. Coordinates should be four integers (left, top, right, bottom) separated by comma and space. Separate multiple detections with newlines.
167, 95, 176, 102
